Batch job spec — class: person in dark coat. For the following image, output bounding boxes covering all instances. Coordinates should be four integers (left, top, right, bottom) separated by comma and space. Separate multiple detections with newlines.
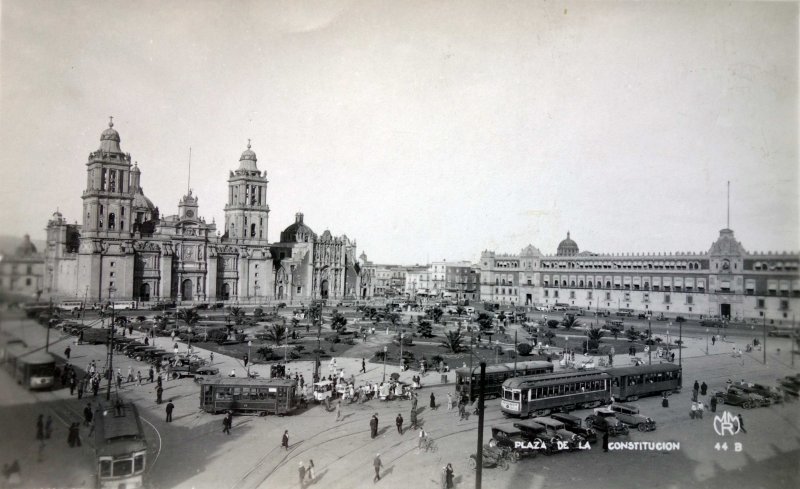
165, 400, 174, 422
373, 454, 383, 482
692, 380, 700, 402
223, 412, 232, 435
370, 414, 379, 439
83, 403, 93, 426
64, 346, 71, 360
430, 392, 437, 410
710, 395, 718, 413
156, 386, 164, 404
395, 414, 403, 434
410, 409, 418, 430
700, 382, 708, 396
737, 414, 747, 433
661, 392, 669, 408
445, 463, 454, 489
602, 430, 609, 452
282, 430, 290, 449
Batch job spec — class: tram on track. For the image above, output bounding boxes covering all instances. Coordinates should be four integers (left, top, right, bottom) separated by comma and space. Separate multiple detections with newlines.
95, 402, 148, 489
199, 378, 298, 415
2, 341, 55, 390
605, 363, 682, 401
455, 360, 553, 401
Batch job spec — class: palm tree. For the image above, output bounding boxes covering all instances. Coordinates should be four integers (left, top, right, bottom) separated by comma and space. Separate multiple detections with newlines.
229, 306, 245, 326
440, 329, 465, 353
587, 328, 605, 352
178, 308, 200, 330
417, 319, 433, 338
561, 316, 581, 330
331, 312, 348, 333
264, 323, 287, 346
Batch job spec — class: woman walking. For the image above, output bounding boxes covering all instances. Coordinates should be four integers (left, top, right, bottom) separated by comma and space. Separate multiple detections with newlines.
306, 459, 316, 483
430, 392, 437, 410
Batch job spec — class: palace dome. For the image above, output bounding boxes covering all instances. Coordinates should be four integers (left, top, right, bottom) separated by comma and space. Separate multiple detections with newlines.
556, 231, 579, 256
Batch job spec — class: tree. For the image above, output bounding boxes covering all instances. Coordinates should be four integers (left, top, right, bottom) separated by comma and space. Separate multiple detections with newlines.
517, 343, 533, 355
417, 319, 433, 338
587, 328, 605, 351
154, 315, 169, 332
257, 346, 275, 361
331, 312, 348, 333
544, 330, 556, 343
610, 326, 621, 340
626, 327, 639, 341
476, 313, 494, 331
229, 307, 245, 326
264, 323, 287, 346
253, 307, 264, 320
178, 308, 200, 330
456, 306, 465, 317
497, 311, 507, 323
547, 319, 560, 329
440, 329, 465, 353
388, 313, 400, 328
561, 316, 581, 330
429, 307, 444, 324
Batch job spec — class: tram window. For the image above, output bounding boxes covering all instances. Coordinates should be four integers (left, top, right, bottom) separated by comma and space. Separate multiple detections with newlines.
513, 391, 520, 401
99, 460, 112, 477
612, 379, 619, 387
134, 455, 144, 472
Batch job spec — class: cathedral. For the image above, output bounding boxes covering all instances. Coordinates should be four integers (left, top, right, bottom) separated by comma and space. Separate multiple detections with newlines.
44, 119, 375, 303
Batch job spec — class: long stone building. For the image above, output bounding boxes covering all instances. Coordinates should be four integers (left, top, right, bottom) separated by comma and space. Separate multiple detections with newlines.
478, 230, 799, 323
44, 119, 373, 304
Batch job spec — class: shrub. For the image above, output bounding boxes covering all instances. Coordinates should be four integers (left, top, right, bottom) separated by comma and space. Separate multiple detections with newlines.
547, 319, 560, 329
517, 343, 533, 355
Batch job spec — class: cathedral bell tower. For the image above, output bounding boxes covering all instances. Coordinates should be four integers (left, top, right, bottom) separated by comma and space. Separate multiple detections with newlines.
224, 140, 270, 242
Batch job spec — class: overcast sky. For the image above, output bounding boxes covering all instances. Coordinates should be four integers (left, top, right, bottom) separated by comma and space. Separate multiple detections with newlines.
0, 1, 797, 265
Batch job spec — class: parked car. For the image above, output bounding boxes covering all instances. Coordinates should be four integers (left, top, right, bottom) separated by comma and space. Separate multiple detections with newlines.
512, 420, 560, 455
549, 413, 597, 443
714, 387, 770, 409
490, 424, 532, 461
607, 403, 656, 432
733, 381, 784, 403
767, 328, 794, 338
531, 417, 586, 450
192, 366, 220, 382
700, 319, 723, 328
778, 376, 800, 397
585, 408, 629, 436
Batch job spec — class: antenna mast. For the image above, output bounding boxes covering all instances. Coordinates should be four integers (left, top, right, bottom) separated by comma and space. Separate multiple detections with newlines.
727, 180, 730, 229
188, 147, 192, 194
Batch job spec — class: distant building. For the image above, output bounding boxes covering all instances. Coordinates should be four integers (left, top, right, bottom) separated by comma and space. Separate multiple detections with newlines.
0, 235, 45, 298
43, 119, 373, 303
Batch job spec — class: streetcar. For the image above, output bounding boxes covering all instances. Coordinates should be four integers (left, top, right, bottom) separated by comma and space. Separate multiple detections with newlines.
456, 361, 553, 401
2, 341, 55, 390
501, 370, 611, 417
95, 402, 147, 489
603, 363, 682, 401
200, 378, 298, 415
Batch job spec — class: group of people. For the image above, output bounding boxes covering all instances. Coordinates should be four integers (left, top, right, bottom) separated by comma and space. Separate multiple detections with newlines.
690, 379, 710, 418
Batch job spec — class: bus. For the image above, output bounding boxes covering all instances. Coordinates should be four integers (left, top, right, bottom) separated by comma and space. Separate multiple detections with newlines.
603, 363, 682, 402
3, 341, 55, 390
59, 300, 85, 312
615, 308, 635, 317
455, 361, 553, 402
501, 370, 611, 417
110, 301, 138, 310
95, 403, 148, 489
200, 378, 298, 415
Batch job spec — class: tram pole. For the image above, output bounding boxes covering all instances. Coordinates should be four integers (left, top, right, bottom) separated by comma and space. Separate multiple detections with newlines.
45, 297, 53, 353
475, 362, 486, 489
513, 330, 518, 377
763, 314, 767, 365
106, 294, 115, 401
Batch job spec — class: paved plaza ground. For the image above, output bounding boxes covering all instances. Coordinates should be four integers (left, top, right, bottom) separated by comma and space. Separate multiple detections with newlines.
0, 309, 798, 489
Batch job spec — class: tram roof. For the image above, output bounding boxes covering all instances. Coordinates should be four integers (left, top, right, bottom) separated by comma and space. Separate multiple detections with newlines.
95, 404, 147, 457
503, 370, 610, 389
602, 363, 681, 377
199, 378, 297, 387
4, 342, 55, 364
455, 361, 552, 376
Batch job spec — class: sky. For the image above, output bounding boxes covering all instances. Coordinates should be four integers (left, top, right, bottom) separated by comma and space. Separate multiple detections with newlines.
0, 0, 797, 265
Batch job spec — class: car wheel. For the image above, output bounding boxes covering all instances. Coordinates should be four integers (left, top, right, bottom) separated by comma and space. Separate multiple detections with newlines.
468, 456, 477, 471
511, 451, 520, 462
742, 401, 752, 409
498, 459, 509, 471
172, 372, 179, 380
638, 423, 648, 432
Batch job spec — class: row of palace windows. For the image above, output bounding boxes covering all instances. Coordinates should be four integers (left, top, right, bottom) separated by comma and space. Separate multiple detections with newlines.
541, 261, 704, 270
543, 280, 705, 291
495, 288, 518, 295
752, 261, 799, 272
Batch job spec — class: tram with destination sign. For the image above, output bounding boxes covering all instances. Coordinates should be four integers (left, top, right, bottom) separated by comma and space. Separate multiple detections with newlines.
200, 378, 298, 415
501, 370, 611, 417
95, 403, 148, 489
456, 360, 553, 402
605, 363, 682, 401
2, 341, 55, 390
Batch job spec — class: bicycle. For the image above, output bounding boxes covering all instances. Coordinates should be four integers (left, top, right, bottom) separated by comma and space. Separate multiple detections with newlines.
419, 437, 437, 452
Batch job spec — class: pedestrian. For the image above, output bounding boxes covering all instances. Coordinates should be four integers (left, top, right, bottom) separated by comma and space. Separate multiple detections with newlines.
396, 413, 403, 434
223, 412, 232, 435
738, 413, 747, 433
458, 402, 467, 420
282, 430, 290, 450
710, 395, 718, 413
661, 392, 669, 408
373, 453, 383, 482
83, 403, 93, 427
430, 392, 437, 410
700, 381, 708, 396
697, 400, 705, 419
445, 463, 454, 489
300, 374, 305, 390
244, 354, 249, 367
336, 401, 342, 421
165, 400, 174, 422
307, 459, 316, 483
690, 401, 697, 419
77, 378, 84, 399
441, 465, 448, 489
64, 345, 71, 360
446, 393, 453, 411
210, 351, 214, 364
361, 358, 366, 373
116, 372, 123, 389
412, 393, 418, 411
137, 370, 143, 385
418, 428, 428, 450
69, 376, 76, 396
67, 422, 79, 448
45, 416, 52, 440
410, 409, 418, 429
148, 367, 154, 383
298, 461, 306, 487
712, 335, 716, 346
370, 414, 379, 439
127, 366, 134, 383
692, 381, 699, 402
602, 430, 609, 452
36, 414, 44, 442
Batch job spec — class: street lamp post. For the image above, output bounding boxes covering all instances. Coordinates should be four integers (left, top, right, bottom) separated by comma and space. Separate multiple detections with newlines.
647, 313, 652, 365
705, 328, 709, 355
399, 330, 404, 370
247, 340, 252, 377
382, 346, 387, 382
494, 340, 500, 364
106, 286, 116, 401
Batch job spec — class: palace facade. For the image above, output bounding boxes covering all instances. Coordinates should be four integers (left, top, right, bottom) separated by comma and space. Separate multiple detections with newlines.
478, 231, 799, 323
44, 120, 373, 303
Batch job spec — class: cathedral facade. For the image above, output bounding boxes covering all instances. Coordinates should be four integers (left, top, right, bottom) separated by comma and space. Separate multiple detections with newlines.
44, 120, 373, 304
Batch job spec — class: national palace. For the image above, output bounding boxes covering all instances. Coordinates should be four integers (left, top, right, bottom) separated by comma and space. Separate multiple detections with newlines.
40, 119, 375, 303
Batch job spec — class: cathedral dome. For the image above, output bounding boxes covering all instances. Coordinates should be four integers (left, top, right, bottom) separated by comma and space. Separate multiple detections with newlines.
280, 212, 316, 243
15, 234, 38, 256
556, 231, 579, 256
238, 140, 259, 172
132, 187, 156, 213
98, 117, 122, 153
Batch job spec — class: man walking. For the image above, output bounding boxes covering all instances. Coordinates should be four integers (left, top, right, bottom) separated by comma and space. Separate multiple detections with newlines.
395, 413, 403, 434
64, 345, 71, 360
282, 430, 290, 450
738, 414, 747, 433
223, 412, 232, 435
410, 408, 418, 430
361, 358, 366, 373
156, 385, 164, 405
298, 461, 306, 487
336, 400, 342, 422
165, 400, 174, 422
83, 403, 93, 427
370, 414, 379, 439
602, 430, 609, 452
373, 453, 383, 482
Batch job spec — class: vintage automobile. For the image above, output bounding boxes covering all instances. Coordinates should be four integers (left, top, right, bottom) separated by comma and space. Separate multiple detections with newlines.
607, 403, 656, 432
585, 408, 629, 436
468, 444, 510, 471
778, 376, 800, 397
513, 420, 560, 455
549, 413, 597, 443
312, 380, 334, 402
714, 387, 770, 409
491, 424, 533, 461
733, 381, 784, 403
531, 417, 586, 450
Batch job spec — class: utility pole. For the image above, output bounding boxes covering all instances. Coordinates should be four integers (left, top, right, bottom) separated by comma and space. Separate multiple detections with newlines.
106, 287, 116, 401
475, 362, 486, 489
763, 314, 767, 365
45, 297, 53, 353
513, 330, 518, 377
647, 313, 652, 365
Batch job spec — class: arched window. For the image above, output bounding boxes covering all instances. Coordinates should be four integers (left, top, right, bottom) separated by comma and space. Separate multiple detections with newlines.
579, 280, 584, 287
108, 213, 116, 230
251, 223, 256, 237
605, 281, 611, 288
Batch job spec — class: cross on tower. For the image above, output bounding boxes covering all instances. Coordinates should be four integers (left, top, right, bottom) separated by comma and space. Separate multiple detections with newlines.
109, 115, 114, 127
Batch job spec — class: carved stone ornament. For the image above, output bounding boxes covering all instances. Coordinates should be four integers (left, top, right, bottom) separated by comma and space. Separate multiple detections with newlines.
208, 246, 218, 258
162, 243, 174, 256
